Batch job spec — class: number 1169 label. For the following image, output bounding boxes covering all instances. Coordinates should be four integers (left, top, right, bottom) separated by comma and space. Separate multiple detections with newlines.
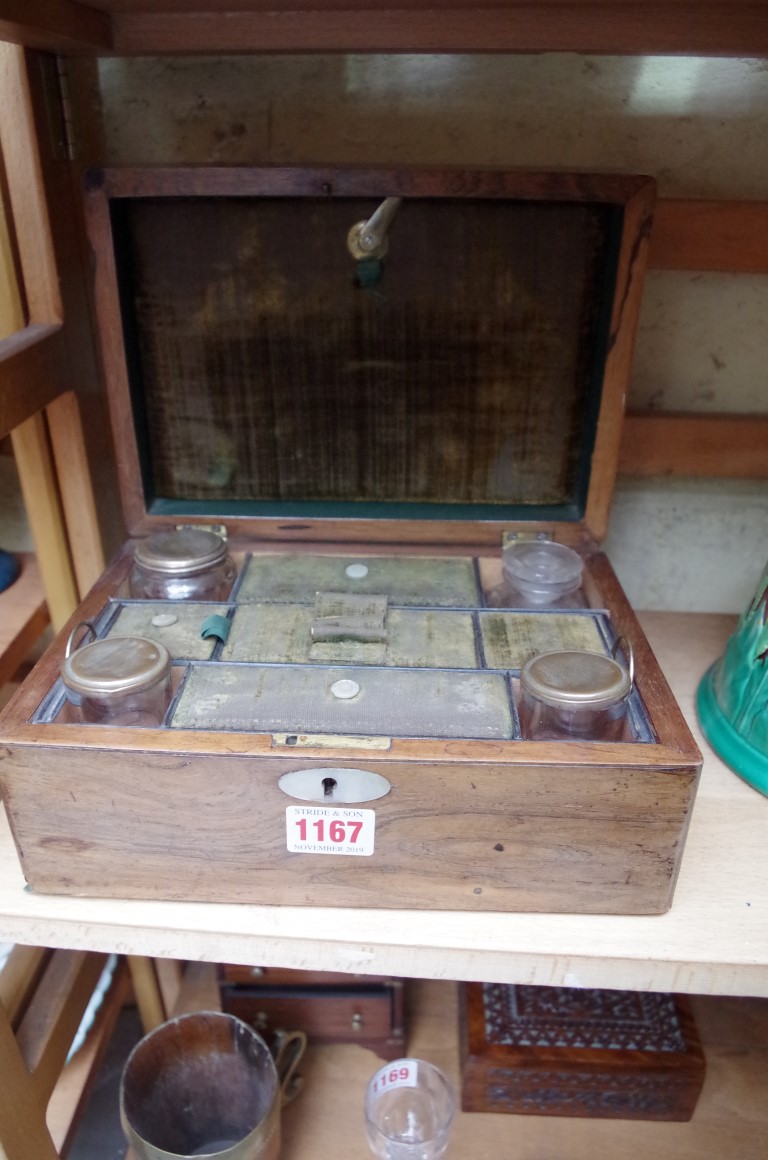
286, 806, 375, 856
369, 1059, 419, 1099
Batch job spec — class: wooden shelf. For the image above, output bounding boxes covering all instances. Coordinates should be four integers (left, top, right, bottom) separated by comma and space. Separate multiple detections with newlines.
0, 611, 765, 999
0, 552, 48, 690
51, 964, 768, 1160
2, 2, 768, 57
277, 981, 768, 1160
81, 968, 768, 1160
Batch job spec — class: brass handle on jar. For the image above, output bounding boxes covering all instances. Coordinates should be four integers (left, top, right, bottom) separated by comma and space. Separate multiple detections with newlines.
612, 635, 635, 688
65, 620, 98, 658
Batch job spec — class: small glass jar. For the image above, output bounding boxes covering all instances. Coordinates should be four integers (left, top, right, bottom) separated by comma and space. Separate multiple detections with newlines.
496, 539, 584, 607
519, 649, 632, 741
61, 633, 172, 726
129, 528, 236, 602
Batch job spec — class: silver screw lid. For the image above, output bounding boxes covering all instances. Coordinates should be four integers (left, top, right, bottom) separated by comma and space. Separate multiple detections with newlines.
521, 650, 631, 710
61, 636, 171, 697
134, 528, 227, 575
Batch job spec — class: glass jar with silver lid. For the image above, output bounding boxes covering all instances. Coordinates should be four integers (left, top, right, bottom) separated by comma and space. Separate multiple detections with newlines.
61, 629, 172, 726
518, 646, 633, 741
129, 528, 236, 602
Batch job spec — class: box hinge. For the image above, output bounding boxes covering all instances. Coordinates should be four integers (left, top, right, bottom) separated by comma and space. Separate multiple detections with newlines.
502, 529, 554, 549
175, 523, 228, 541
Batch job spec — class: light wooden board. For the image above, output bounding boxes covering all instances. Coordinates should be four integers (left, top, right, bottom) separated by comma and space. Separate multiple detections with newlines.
620, 414, 768, 480
0, 552, 48, 688
0, 2, 110, 54
650, 199, 768, 275
46, 391, 106, 599
11, 414, 79, 631
47, 4, 768, 57
0, 324, 65, 440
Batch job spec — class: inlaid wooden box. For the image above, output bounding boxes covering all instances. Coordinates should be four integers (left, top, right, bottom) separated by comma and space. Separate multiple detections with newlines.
459, 982, 706, 1120
0, 166, 701, 914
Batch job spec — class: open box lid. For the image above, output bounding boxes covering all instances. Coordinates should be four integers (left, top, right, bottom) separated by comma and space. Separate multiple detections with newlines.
84, 167, 656, 546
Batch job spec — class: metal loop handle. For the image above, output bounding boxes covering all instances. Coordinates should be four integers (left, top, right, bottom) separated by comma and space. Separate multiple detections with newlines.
272, 1028, 308, 1106
65, 620, 98, 658
612, 635, 635, 688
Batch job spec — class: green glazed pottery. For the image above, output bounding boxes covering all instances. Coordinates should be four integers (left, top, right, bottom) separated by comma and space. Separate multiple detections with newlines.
697, 564, 768, 796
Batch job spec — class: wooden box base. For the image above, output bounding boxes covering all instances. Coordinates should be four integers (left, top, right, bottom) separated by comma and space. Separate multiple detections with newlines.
0, 544, 702, 915
460, 983, 706, 1121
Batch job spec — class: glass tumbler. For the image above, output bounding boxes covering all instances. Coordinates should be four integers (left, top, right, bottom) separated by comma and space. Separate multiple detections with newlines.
129, 527, 236, 601
364, 1058, 455, 1160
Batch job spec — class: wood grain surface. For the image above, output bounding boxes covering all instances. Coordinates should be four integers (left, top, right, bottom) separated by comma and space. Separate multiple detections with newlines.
3, 2, 768, 58
0, 546, 699, 916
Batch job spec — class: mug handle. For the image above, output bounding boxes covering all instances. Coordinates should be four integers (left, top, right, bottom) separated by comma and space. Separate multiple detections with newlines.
271, 1028, 308, 1106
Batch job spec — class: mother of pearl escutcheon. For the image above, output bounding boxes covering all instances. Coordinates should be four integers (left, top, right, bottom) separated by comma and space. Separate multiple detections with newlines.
277, 767, 391, 803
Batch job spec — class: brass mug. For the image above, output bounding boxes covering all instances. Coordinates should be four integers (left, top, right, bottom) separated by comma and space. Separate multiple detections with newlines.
120, 1011, 306, 1159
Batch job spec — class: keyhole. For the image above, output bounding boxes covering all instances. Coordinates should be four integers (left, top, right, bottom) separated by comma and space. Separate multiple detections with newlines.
322, 777, 337, 798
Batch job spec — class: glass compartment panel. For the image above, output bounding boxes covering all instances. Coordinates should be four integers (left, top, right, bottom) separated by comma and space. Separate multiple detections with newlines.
105, 601, 225, 661
479, 610, 608, 670
236, 554, 479, 607
170, 663, 515, 739
222, 604, 479, 668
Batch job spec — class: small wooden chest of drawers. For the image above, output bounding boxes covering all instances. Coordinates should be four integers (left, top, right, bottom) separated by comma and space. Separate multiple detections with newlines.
219, 965, 407, 1061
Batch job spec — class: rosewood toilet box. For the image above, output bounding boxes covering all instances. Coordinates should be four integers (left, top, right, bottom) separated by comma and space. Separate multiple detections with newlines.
459, 982, 706, 1121
0, 166, 701, 914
